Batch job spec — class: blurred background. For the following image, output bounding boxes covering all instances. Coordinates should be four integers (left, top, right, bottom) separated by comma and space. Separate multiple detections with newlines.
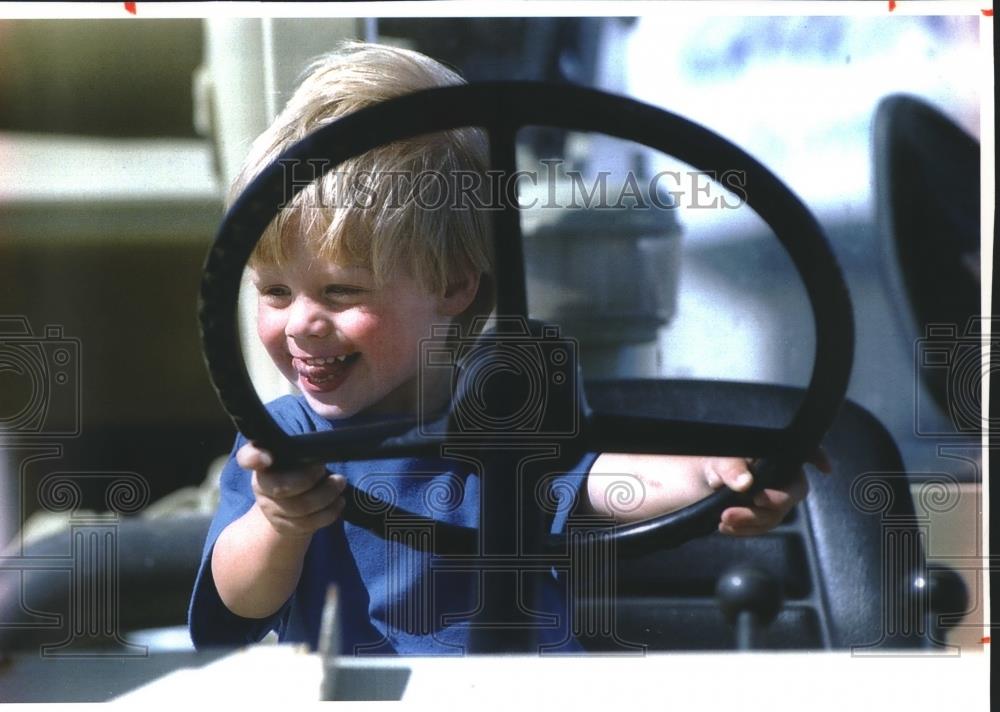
0, 11, 986, 655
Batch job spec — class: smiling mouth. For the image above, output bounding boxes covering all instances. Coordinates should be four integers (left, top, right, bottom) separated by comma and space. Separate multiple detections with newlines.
293, 352, 361, 390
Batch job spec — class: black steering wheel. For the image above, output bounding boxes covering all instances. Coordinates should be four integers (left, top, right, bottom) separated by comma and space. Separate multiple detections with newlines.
199, 82, 854, 557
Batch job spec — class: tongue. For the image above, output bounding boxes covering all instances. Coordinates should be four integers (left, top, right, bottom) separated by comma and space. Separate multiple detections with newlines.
295, 354, 361, 387
299, 360, 347, 382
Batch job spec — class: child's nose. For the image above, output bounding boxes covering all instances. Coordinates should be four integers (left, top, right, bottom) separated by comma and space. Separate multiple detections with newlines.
285, 297, 331, 338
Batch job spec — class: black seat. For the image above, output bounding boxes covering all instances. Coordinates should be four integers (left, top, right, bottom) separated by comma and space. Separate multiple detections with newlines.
873, 94, 981, 425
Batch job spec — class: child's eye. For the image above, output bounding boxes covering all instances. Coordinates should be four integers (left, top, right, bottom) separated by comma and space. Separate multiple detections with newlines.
259, 285, 291, 299
325, 285, 363, 299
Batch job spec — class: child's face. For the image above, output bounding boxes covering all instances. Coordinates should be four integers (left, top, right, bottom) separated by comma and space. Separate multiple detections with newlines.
251, 244, 455, 420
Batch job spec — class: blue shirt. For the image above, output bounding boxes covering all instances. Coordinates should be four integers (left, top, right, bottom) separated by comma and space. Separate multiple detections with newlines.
188, 395, 596, 655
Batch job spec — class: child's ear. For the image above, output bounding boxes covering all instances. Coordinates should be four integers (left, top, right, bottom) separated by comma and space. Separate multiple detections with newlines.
439, 269, 482, 317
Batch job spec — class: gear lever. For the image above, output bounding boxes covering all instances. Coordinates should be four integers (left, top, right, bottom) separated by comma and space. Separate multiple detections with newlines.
716, 566, 783, 650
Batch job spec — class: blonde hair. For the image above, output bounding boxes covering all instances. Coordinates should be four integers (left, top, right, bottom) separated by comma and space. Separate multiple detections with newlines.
231, 42, 494, 312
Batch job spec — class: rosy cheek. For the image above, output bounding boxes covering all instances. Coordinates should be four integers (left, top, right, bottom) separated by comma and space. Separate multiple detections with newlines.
256, 312, 287, 356
257, 318, 277, 346
336, 310, 380, 342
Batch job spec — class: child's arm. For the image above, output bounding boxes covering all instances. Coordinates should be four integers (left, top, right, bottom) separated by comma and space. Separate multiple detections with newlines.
585, 453, 827, 536
211, 442, 347, 619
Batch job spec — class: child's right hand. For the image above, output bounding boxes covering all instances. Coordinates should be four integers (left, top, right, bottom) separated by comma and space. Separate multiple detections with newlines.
236, 441, 347, 538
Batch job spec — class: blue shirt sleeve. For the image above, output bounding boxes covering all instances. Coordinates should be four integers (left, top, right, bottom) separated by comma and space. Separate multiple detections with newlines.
548, 451, 599, 535
187, 434, 291, 648
189, 396, 328, 648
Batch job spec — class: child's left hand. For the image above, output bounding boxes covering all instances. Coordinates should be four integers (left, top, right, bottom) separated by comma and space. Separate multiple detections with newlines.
705, 450, 831, 536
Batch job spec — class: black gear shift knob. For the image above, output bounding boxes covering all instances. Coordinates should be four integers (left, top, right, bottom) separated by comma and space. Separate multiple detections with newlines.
716, 566, 783, 650
926, 567, 969, 619
921, 567, 969, 647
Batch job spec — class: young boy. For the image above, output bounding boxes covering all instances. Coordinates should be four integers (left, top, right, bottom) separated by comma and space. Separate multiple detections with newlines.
189, 42, 814, 655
